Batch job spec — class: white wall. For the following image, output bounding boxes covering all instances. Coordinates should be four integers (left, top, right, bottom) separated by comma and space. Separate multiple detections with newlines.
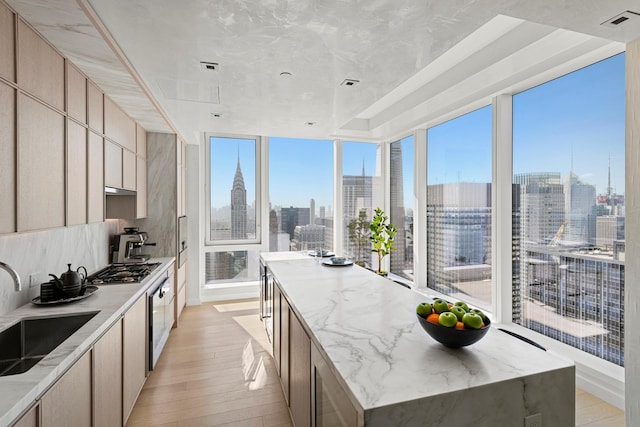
625, 37, 640, 425
0, 221, 117, 316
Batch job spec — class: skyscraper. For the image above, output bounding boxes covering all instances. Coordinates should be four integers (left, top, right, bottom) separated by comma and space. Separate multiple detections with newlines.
389, 141, 407, 275
230, 154, 247, 239
563, 172, 596, 244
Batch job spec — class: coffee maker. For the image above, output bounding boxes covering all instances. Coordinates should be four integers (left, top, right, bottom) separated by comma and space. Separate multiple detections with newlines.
112, 227, 155, 263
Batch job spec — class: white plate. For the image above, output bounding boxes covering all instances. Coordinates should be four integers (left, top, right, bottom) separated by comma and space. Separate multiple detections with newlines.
322, 259, 354, 267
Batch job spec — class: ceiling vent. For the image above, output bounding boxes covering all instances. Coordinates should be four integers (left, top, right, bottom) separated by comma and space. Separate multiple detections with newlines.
211, 113, 223, 118
601, 11, 639, 28
200, 61, 219, 71
340, 79, 360, 87
305, 121, 316, 126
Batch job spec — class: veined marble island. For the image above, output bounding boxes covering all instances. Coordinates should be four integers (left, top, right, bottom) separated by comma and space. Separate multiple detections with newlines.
263, 255, 575, 427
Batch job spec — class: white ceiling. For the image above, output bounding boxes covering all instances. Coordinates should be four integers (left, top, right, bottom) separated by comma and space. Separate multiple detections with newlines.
5, 0, 638, 144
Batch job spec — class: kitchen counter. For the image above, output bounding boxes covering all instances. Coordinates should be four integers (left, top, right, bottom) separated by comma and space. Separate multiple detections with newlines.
0, 257, 175, 426
268, 258, 576, 426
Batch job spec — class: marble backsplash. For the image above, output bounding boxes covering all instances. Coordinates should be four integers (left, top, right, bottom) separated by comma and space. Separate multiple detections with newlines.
0, 221, 118, 316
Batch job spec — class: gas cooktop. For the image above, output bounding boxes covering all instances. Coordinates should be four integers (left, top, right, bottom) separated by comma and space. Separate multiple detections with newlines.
86, 263, 161, 285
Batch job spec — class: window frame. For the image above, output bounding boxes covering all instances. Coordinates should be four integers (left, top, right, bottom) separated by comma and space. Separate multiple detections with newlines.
204, 132, 262, 246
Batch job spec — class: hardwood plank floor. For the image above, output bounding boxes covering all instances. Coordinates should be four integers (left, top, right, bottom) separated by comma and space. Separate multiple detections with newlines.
127, 299, 623, 427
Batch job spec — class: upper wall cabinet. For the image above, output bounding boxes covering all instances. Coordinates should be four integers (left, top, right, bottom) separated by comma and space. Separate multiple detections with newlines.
67, 120, 87, 226
105, 96, 135, 152
0, 81, 15, 234
136, 124, 146, 158
66, 63, 87, 124
18, 94, 65, 231
0, 2, 15, 83
88, 81, 104, 134
17, 20, 64, 111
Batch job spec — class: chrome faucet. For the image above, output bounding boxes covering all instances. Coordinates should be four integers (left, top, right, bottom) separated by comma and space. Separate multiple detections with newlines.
0, 262, 22, 292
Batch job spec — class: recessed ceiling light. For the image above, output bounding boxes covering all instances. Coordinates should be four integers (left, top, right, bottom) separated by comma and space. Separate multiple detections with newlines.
280, 71, 293, 77
211, 113, 223, 118
305, 121, 316, 126
200, 61, 219, 71
601, 11, 639, 28
341, 79, 360, 87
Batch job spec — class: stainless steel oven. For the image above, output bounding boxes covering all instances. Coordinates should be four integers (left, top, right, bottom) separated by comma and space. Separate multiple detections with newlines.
148, 271, 174, 370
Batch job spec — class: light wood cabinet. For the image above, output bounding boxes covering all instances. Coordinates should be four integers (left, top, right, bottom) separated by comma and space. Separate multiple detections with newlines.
87, 131, 104, 223
0, 81, 15, 234
123, 294, 147, 425
17, 94, 65, 231
290, 307, 311, 427
273, 284, 282, 376
41, 351, 92, 427
104, 96, 135, 152
136, 156, 147, 218
17, 20, 64, 111
66, 120, 87, 226
93, 319, 123, 427
87, 81, 103, 134
281, 296, 290, 404
122, 149, 136, 191
11, 404, 38, 427
0, 2, 15, 82
66, 63, 86, 124
104, 140, 122, 188
176, 263, 187, 323
136, 124, 146, 158
177, 139, 187, 216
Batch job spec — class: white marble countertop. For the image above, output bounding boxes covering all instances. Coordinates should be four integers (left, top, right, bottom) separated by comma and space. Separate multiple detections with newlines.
267, 258, 575, 416
259, 250, 313, 264
0, 257, 175, 426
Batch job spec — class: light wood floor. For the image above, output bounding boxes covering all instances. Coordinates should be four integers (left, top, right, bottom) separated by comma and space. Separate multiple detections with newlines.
127, 299, 624, 427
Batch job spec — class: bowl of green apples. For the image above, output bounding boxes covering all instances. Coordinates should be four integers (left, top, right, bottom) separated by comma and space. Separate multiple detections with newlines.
415, 299, 490, 348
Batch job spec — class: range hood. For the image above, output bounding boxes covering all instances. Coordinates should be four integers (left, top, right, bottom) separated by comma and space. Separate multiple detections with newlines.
105, 186, 136, 196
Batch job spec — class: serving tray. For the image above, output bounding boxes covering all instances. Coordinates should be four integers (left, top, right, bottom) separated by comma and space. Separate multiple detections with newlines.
31, 286, 99, 306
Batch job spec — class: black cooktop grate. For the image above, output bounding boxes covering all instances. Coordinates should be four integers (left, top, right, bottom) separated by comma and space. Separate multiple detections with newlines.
86, 262, 161, 285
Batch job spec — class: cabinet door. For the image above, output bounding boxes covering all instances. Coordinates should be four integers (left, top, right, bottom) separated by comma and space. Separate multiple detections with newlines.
311, 343, 359, 427
17, 94, 65, 231
290, 310, 311, 427
0, 82, 15, 234
11, 404, 38, 427
136, 124, 146, 158
104, 96, 135, 152
122, 149, 136, 190
41, 351, 92, 427
87, 82, 103, 134
0, 2, 15, 82
123, 294, 147, 425
17, 20, 64, 110
87, 131, 104, 223
104, 140, 122, 188
93, 319, 123, 427
66, 63, 86, 124
136, 156, 147, 218
281, 299, 290, 404
273, 283, 281, 375
66, 120, 87, 226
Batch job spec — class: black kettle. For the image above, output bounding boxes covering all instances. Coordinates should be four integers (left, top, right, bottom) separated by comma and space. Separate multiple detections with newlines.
49, 264, 87, 298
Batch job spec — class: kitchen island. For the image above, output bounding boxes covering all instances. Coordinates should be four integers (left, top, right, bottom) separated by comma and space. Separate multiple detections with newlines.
266, 257, 575, 427
0, 257, 175, 426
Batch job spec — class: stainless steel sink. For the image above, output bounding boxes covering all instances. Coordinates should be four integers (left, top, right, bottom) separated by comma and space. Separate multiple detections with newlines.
0, 311, 99, 376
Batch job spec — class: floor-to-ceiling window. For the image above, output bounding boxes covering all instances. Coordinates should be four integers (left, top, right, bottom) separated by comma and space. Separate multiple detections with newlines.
342, 142, 383, 267
389, 135, 414, 280
512, 53, 625, 366
426, 106, 493, 310
269, 137, 334, 253
205, 135, 261, 286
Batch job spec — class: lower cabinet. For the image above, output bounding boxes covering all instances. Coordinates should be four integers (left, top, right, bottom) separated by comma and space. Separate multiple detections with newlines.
11, 404, 38, 427
273, 281, 360, 427
93, 319, 123, 427
123, 294, 148, 425
41, 351, 92, 427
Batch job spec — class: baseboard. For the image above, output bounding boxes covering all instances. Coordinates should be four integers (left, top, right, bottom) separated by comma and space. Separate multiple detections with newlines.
576, 362, 625, 410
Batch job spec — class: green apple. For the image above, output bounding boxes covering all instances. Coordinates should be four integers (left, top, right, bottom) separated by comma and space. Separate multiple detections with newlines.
454, 301, 469, 312
462, 312, 483, 329
438, 311, 458, 328
416, 302, 433, 318
449, 306, 466, 321
470, 308, 487, 321
433, 299, 449, 314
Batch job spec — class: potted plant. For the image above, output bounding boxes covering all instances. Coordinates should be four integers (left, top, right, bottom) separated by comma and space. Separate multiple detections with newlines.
347, 208, 371, 267
370, 207, 397, 275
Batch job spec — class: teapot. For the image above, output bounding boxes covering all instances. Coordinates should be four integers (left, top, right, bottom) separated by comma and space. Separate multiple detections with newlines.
49, 264, 87, 298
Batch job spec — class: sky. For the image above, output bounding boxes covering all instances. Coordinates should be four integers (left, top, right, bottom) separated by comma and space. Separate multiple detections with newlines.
210, 53, 625, 210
